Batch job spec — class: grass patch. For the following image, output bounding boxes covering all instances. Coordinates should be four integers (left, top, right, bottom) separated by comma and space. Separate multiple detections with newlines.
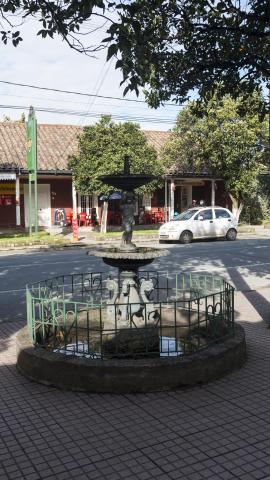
0, 231, 66, 246
87, 229, 158, 238
237, 224, 255, 233
0, 231, 50, 240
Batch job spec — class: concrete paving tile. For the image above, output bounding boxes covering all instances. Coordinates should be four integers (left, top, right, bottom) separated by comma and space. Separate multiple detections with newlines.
2, 303, 270, 480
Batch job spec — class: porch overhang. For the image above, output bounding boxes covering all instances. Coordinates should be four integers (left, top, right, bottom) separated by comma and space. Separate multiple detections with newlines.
165, 173, 222, 181
20, 169, 72, 176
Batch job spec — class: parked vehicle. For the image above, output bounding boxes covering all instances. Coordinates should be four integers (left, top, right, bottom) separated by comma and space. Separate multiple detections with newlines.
159, 207, 238, 243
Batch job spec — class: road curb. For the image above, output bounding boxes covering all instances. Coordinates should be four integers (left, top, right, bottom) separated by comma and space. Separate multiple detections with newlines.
1, 231, 270, 252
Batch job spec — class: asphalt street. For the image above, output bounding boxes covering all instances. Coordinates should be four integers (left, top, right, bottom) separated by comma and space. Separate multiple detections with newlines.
1, 237, 270, 323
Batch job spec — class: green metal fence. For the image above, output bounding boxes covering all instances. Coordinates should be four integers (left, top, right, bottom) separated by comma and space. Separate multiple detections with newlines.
26, 271, 234, 359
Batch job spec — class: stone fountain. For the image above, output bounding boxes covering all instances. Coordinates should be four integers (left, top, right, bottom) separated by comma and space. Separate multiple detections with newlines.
17, 155, 243, 393
88, 155, 168, 327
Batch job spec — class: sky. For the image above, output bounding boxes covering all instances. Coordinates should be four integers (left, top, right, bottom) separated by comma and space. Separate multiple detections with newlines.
0, 17, 182, 131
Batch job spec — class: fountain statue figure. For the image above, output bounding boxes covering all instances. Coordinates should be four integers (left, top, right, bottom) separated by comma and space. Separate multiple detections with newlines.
121, 191, 136, 250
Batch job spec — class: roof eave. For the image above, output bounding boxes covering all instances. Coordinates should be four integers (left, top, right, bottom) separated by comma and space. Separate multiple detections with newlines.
20, 169, 72, 176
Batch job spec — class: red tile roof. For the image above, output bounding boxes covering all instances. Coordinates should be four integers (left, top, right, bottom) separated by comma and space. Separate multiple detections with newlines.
0, 123, 171, 172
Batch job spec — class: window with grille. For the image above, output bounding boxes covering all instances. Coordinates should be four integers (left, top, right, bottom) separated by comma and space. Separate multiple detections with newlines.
80, 195, 93, 214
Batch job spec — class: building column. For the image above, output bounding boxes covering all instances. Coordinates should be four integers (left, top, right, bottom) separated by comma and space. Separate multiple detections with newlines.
164, 179, 168, 222
77, 193, 81, 214
15, 175, 21, 226
72, 182, 77, 216
93, 194, 99, 220
211, 180, 215, 207
170, 180, 175, 219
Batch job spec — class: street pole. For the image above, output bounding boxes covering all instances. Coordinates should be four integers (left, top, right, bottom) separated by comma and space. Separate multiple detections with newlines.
33, 114, 38, 234
27, 106, 38, 235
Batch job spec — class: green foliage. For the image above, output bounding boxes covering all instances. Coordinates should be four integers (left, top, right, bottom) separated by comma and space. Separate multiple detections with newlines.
2, 113, 25, 123
240, 197, 264, 225
162, 94, 268, 203
107, 0, 269, 110
68, 116, 163, 195
1, 1, 268, 111
240, 175, 270, 224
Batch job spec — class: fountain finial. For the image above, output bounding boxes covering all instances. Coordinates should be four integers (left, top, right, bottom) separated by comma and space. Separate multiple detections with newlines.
123, 155, 130, 175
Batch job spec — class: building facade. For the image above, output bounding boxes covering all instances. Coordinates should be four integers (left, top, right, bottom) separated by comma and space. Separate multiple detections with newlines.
0, 122, 229, 228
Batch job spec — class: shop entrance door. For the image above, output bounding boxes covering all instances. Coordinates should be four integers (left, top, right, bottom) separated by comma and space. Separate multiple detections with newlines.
174, 185, 192, 213
24, 184, 51, 227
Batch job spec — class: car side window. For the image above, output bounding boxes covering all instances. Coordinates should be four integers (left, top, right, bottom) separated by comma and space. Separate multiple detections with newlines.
215, 209, 230, 219
194, 209, 213, 221
202, 209, 213, 220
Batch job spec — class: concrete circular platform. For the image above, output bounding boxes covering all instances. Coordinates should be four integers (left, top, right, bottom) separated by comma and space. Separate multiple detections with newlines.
16, 325, 246, 393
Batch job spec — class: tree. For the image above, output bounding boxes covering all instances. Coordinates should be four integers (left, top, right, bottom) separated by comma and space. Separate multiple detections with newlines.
1, 1, 269, 110
162, 94, 268, 220
106, 0, 270, 110
68, 115, 164, 232
2, 113, 25, 122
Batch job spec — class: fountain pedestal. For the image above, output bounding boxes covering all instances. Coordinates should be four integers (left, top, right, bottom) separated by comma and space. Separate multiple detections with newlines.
90, 155, 169, 327
89, 246, 168, 327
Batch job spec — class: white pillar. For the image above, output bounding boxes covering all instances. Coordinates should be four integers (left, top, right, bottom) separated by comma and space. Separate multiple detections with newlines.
211, 180, 215, 207
164, 180, 168, 222
170, 181, 175, 219
93, 194, 99, 220
72, 182, 77, 216
77, 193, 81, 214
15, 175, 21, 226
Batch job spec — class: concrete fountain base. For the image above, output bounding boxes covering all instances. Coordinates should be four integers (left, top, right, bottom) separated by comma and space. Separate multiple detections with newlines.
16, 324, 246, 393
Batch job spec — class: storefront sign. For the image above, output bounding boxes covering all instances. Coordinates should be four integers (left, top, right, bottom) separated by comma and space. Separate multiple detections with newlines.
0, 173, 16, 180
174, 180, 205, 186
0, 183, 23, 194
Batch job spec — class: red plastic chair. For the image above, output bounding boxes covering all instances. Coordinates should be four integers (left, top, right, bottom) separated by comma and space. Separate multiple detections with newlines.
67, 212, 73, 226
156, 211, 164, 223
151, 213, 158, 224
78, 212, 87, 226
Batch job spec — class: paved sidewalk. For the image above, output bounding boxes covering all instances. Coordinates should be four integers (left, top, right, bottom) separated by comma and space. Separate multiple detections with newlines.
1, 290, 270, 480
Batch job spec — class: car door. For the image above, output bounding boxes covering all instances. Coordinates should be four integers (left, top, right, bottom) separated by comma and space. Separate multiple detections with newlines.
192, 208, 216, 238
214, 208, 233, 236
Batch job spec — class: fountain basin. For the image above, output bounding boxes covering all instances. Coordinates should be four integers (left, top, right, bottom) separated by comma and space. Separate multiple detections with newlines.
89, 246, 168, 269
99, 173, 157, 191
17, 271, 246, 392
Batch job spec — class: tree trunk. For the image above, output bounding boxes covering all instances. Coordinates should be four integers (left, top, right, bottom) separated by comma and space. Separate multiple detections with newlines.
100, 201, 108, 233
229, 194, 243, 222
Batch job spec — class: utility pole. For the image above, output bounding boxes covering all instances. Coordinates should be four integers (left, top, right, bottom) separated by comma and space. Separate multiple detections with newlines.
27, 106, 38, 234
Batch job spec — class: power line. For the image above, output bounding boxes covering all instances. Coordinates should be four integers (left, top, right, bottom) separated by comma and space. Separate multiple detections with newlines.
0, 80, 184, 107
62, 58, 114, 158
0, 92, 177, 111
0, 104, 176, 124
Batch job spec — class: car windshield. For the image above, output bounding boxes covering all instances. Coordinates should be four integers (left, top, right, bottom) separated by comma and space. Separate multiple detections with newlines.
172, 209, 199, 221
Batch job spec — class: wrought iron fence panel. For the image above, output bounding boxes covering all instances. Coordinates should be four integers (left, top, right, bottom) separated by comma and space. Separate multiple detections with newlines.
26, 272, 235, 360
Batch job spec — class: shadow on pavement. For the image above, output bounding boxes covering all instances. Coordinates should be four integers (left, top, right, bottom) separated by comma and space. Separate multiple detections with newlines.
229, 267, 270, 325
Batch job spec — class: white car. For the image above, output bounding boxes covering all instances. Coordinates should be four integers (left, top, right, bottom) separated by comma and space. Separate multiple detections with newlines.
159, 207, 238, 244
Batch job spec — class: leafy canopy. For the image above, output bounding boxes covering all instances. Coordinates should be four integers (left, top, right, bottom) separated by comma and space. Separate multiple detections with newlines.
162, 94, 268, 202
1, 1, 269, 109
68, 115, 163, 195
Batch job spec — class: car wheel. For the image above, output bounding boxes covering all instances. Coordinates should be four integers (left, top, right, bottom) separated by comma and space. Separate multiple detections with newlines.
226, 228, 237, 241
180, 230, 193, 244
